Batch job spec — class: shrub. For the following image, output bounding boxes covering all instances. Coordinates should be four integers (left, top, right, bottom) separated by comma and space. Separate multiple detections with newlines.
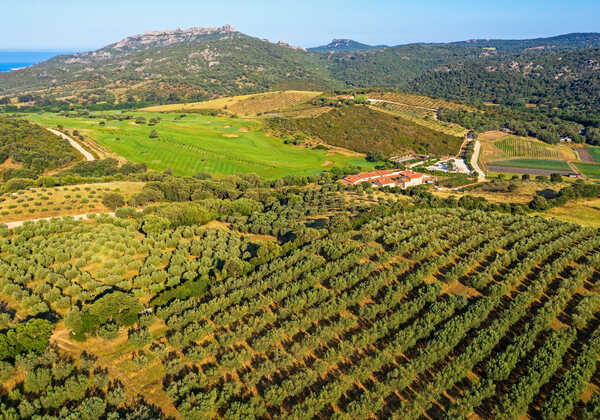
102, 192, 125, 210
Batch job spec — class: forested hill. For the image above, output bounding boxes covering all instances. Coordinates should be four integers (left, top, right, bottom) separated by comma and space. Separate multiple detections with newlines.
2, 29, 600, 108
313, 33, 600, 90
308, 39, 388, 52
0, 26, 336, 105
409, 47, 600, 113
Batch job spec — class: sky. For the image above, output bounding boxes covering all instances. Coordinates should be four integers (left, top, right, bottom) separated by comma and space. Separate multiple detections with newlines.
1, 0, 599, 51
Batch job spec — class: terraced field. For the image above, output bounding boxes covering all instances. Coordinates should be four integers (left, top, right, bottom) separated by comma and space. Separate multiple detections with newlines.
25, 112, 374, 178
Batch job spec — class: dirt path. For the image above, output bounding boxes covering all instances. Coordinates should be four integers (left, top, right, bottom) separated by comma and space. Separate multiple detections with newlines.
47, 128, 95, 161
471, 140, 487, 182
4, 212, 115, 229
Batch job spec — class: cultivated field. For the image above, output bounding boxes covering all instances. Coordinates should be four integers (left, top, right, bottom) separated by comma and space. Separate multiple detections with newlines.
488, 158, 572, 172
367, 92, 476, 112
142, 90, 322, 116
1, 204, 599, 419
574, 162, 600, 179
25, 112, 374, 178
495, 136, 560, 159
585, 146, 600, 162
0, 182, 143, 223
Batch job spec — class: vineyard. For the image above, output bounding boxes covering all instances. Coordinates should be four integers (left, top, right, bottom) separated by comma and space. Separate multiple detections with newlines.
371, 104, 468, 137
366, 92, 475, 112
0, 180, 598, 419
495, 136, 561, 159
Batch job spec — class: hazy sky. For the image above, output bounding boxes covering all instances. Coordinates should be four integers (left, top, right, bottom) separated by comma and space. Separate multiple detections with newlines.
2, 0, 599, 51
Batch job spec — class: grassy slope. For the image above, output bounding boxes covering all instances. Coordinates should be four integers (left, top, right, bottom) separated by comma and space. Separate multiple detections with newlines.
25, 112, 375, 178
142, 90, 322, 115
267, 105, 463, 156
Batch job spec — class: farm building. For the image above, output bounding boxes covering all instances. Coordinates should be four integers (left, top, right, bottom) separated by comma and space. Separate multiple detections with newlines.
339, 169, 434, 189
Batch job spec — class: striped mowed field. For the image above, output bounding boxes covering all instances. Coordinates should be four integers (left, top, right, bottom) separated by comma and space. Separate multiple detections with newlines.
25, 112, 375, 178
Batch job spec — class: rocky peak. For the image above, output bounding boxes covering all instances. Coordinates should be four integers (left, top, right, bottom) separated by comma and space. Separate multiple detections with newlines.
106, 25, 237, 51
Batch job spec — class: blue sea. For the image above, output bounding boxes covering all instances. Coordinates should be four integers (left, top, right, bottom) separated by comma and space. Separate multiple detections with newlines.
0, 51, 68, 72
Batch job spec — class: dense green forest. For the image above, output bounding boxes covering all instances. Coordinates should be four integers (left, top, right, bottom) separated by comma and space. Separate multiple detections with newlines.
410, 47, 600, 114
0, 117, 80, 179
0, 168, 599, 418
437, 106, 600, 144
267, 105, 463, 156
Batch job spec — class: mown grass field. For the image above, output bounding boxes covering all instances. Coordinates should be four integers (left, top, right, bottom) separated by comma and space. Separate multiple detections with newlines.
142, 90, 322, 116
25, 112, 375, 178
489, 159, 571, 171
574, 162, 600, 179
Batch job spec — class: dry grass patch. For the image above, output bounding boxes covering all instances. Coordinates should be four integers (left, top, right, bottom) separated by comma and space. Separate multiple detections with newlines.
142, 90, 321, 116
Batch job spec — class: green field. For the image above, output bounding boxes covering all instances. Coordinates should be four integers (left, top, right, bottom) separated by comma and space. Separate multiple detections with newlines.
489, 158, 571, 171
25, 112, 375, 178
495, 136, 560, 159
574, 162, 600, 179
585, 146, 600, 163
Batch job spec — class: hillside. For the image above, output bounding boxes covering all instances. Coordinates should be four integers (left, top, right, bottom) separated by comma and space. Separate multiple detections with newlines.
0, 26, 336, 106
267, 105, 463, 156
2, 31, 600, 109
0, 116, 80, 179
312, 33, 600, 89
308, 39, 388, 52
410, 47, 600, 113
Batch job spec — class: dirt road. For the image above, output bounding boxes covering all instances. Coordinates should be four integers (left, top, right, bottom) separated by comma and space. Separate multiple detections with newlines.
47, 128, 95, 161
471, 140, 486, 182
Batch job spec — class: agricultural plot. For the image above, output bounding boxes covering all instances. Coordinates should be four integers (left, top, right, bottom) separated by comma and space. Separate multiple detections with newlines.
367, 91, 476, 112
584, 146, 600, 163
372, 104, 468, 137
25, 112, 374, 178
495, 136, 560, 159
0, 182, 143, 223
574, 162, 600, 179
1, 197, 599, 419
142, 90, 322, 116
488, 158, 572, 174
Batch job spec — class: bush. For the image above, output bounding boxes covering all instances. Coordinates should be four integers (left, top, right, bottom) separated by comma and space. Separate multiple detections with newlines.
102, 192, 125, 210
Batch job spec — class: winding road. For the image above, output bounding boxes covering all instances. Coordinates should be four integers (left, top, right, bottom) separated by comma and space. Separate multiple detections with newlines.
47, 128, 95, 161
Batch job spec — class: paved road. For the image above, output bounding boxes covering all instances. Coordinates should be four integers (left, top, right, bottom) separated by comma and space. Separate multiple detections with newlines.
471, 140, 486, 182
47, 128, 95, 161
4, 212, 115, 229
